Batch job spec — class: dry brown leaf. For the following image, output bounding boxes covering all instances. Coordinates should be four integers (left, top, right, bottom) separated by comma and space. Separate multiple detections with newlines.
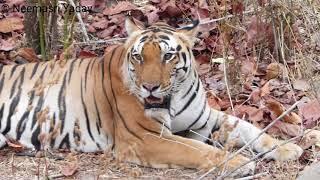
265, 99, 302, 124
16, 48, 40, 62
80, 0, 95, 7
7, 140, 24, 152
298, 100, 320, 123
0, 17, 24, 33
207, 92, 221, 110
260, 81, 270, 97
91, 19, 109, 29
268, 121, 301, 137
61, 162, 78, 177
103, 1, 137, 16
234, 105, 264, 122
266, 63, 282, 80
0, 39, 16, 51
97, 25, 117, 39
79, 50, 97, 58
241, 60, 256, 76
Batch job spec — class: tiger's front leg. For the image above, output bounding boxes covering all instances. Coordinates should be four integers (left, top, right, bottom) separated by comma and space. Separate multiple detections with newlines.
211, 109, 303, 161
114, 127, 255, 176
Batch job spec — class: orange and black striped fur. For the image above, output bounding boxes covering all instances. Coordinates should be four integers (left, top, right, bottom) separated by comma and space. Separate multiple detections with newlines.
0, 18, 314, 174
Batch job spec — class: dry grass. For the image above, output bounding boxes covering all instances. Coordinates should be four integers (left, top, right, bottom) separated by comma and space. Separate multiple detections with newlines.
0, 146, 318, 179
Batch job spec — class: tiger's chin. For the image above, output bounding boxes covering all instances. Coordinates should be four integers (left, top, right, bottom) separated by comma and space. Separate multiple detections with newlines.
144, 95, 171, 110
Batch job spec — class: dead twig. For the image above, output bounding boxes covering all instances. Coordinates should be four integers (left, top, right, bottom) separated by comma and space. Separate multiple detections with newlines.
233, 172, 268, 180
57, 38, 127, 47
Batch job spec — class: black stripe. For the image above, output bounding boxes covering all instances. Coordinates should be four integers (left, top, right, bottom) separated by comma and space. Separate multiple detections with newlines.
31, 93, 44, 129
176, 79, 200, 116
3, 88, 21, 135
141, 30, 151, 34
10, 67, 25, 98
78, 58, 85, 68
58, 72, 67, 133
0, 104, 4, 129
10, 65, 19, 78
176, 45, 182, 51
10, 77, 19, 98
84, 60, 94, 91
81, 80, 95, 141
159, 40, 169, 46
101, 57, 113, 113
108, 47, 142, 140
96, 122, 101, 134
59, 133, 70, 149
50, 113, 56, 148
30, 62, 40, 79
94, 94, 102, 128
195, 110, 211, 131
49, 113, 56, 133
16, 110, 30, 140
181, 52, 187, 65
39, 64, 48, 80
181, 79, 195, 99
159, 35, 170, 40
68, 59, 77, 84
140, 35, 148, 42
162, 30, 174, 35
0, 74, 5, 95
90, 58, 97, 73
187, 100, 207, 129
17, 89, 35, 140
31, 125, 41, 150
0, 65, 3, 74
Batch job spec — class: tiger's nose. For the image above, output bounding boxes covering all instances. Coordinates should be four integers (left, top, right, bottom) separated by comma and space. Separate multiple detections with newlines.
142, 83, 160, 92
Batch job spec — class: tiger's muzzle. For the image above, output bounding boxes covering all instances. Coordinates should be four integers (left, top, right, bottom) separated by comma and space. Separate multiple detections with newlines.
141, 83, 171, 109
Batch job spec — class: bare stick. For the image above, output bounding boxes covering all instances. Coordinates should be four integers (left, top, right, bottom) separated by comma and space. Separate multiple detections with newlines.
223, 55, 235, 113
66, 0, 90, 42
233, 172, 268, 180
197, 100, 301, 179
57, 38, 127, 47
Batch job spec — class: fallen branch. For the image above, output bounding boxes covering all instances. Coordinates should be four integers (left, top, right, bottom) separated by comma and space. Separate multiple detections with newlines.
57, 38, 127, 47
233, 172, 268, 180
197, 100, 301, 179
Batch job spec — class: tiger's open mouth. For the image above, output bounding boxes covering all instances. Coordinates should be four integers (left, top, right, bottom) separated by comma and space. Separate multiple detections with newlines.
144, 96, 170, 109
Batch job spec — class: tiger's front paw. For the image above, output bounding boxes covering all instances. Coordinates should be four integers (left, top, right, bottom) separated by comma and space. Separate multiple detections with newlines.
202, 152, 255, 177
264, 142, 303, 161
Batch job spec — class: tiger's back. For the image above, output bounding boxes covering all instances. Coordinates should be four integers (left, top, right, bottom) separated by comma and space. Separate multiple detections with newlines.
0, 57, 112, 152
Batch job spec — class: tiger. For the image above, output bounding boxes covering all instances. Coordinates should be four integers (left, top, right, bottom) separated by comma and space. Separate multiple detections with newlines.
0, 17, 315, 176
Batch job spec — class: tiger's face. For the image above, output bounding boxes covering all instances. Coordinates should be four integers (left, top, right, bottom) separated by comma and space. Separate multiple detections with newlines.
123, 18, 199, 110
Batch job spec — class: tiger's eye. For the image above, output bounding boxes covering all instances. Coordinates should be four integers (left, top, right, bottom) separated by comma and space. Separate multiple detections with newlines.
133, 54, 142, 61
164, 53, 174, 61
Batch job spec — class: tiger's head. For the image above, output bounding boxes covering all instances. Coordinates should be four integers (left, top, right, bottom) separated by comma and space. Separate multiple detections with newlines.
122, 18, 199, 110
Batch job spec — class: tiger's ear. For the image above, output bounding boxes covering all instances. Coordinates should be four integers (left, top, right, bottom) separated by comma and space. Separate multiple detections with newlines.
125, 17, 142, 36
177, 20, 199, 38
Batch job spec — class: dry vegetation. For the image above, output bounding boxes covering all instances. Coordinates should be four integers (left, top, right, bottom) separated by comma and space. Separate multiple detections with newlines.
0, 0, 320, 179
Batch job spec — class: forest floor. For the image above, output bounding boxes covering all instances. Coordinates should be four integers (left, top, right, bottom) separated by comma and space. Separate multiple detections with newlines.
0, 0, 320, 179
